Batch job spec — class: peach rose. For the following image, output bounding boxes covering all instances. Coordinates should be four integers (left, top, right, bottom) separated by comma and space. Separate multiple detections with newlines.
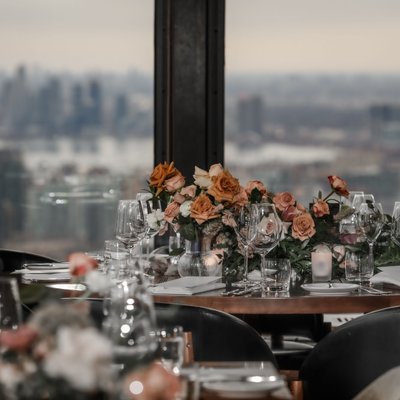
68, 252, 98, 276
163, 201, 180, 223
173, 192, 186, 204
193, 164, 224, 188
190, 193, 220, 225
312, 199, 330, 217
164, 173, 185, 193
245, 180, 267, 197
180, 184, 197, 199
193, 166, 210, 188
291, 212, 316, 241
328, 175, 349, 197
207, 170, 241, 203
149, 161, 179, 196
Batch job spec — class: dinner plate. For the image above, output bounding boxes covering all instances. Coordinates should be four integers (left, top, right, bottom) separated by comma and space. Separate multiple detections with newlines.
202, 380, 284, 399
21, 272, 71, 282
301, 282, 358, 295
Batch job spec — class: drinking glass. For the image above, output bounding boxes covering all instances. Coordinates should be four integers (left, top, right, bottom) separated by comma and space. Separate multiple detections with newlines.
252, 203, 282, 282
136, 192, 163, 256
352, 193, 375, 211
356, 202, 385, 282
102, 280, 157, 371
340, 191, 364, 209
115, 199, 148, 276
261, 258, 291, 292
0, 277, 22, 333
156, 326, 184, 375
232, 204, 258, 286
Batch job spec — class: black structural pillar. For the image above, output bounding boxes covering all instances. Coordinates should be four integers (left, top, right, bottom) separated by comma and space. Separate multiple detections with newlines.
154, 0, 225, 182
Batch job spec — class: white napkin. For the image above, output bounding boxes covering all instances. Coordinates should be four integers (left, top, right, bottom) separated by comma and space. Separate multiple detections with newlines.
370, 265, 400, 287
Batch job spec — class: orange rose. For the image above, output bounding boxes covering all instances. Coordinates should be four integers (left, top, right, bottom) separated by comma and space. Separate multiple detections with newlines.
273, 192, 296, 212
207, 170, 241, 203
149, 161, 179, 196
190, 193, 220, 225
291, 213, 316, 241
164, 201, 180, 223
68, 252, 98, 276
328, 175, 349, 197
245, 180, 267, 197
164, 173, 185, 193
233, 187, 249, 207
312, 199, 330, 217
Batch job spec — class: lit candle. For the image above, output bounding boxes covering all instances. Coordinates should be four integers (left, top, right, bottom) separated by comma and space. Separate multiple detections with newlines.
311, 250, 332, 283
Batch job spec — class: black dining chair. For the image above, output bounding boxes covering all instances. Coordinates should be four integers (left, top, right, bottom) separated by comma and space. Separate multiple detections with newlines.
299, 306, 400, 400
88, 300, 277, 366
0, 248, 59, 273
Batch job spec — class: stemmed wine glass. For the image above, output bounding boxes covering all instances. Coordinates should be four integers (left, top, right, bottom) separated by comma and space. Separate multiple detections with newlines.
115, 199, 148, 278
356, 202, 385, 283
136, 192, 163, 257
352, 193, 375, 211
252, 203, 283, 282
232, 204, 258, 287
391, 201, 400, 248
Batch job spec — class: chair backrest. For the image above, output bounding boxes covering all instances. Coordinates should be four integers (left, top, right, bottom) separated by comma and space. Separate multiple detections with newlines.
0, 248, 59, 273
154, 302, 277, 366
87, 299, 276, 366
299, 306, 400, 400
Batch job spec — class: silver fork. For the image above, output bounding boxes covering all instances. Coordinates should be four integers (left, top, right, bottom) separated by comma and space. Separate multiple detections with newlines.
358, 285, 392, 295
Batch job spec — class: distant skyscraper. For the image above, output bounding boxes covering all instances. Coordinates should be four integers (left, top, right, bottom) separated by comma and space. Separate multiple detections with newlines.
88, 79, 102, 127
237, 95, 264, 135
370, 104, 400, 148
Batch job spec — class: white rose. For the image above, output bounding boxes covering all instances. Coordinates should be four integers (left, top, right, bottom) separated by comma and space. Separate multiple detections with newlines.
180, 201, 193, 217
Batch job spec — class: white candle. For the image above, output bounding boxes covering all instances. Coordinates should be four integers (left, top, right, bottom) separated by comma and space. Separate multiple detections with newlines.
311, 251, 332, 282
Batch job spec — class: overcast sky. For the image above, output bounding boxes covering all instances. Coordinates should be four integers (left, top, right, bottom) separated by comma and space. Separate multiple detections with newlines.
0, 0, 400, 74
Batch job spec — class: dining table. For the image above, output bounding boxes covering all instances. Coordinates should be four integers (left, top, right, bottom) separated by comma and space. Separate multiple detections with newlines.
152, 280, 400, 316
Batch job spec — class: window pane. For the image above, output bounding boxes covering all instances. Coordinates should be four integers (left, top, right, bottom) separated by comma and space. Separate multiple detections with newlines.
0, 0, 154, 260
226, 0, 400, 212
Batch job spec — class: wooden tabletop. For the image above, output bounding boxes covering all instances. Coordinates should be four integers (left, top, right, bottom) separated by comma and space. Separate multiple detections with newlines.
153, 282, 400, 315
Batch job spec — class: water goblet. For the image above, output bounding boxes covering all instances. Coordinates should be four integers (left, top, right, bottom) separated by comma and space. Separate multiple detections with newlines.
232, 204, 258, 287
352, 193, 375, 211
356, 202, 385, 283
252, 203, 283, 283
115, 199, 148, 278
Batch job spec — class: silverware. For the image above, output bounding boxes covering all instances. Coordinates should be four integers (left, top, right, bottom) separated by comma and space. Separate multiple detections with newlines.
358, 285, 392, 295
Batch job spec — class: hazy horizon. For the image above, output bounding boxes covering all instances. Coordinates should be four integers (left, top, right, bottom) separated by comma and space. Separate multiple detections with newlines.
1, 1, 400, 74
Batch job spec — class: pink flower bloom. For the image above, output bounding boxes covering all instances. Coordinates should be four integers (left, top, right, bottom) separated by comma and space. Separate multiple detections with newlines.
68, 253, 98, 277
273, 192, 296, 212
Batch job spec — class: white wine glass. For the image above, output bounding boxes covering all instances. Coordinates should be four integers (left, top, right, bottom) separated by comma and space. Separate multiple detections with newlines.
352, 193, 375, 211
232, 204, 258, 287
252, 203, 283, 283
391, 201, 400, 248
356, 202, 385, 283
115, 199, 148, 277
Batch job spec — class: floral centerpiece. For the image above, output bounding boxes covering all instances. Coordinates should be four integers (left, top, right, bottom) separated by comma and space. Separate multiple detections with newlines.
147, 161, 400, 282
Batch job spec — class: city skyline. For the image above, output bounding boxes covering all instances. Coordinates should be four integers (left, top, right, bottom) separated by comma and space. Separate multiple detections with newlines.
1, 1, 400, 74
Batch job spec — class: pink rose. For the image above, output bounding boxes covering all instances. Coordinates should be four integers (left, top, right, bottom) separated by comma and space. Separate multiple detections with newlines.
68, 252, 98, 276
233, 187, 249, 207
164, 201, 180, 223
173, 192, 186, 204
273, 192, 296, 212
164, 173, 185, 193
0, 325, 38, 352
281, 205, 302, 222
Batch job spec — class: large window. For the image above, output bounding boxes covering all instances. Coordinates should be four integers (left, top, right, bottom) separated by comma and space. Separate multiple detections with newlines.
225, 0, 400, 212
0, 1, 154, 259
